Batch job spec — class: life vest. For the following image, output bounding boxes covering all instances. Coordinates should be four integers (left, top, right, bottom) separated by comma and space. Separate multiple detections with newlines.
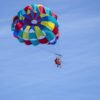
55, 58, 61, 65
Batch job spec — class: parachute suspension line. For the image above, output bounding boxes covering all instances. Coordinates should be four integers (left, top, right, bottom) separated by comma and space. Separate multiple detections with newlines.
52, 37, 62, 57
37, 41, 62, 57
38, 45, 57, 55
39, 36, 62, 57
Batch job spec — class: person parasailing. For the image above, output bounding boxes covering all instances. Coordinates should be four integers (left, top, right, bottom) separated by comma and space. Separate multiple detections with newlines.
54, 54, 62, 68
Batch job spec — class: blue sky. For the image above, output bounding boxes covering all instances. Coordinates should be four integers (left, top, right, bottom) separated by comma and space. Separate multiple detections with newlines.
0, 0, 100, 100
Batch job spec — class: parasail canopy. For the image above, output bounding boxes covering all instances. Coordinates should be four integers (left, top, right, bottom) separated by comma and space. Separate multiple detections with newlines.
11, 4, 60, 46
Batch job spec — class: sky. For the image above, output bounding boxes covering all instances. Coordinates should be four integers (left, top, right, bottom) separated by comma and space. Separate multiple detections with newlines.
0, 0, 100, 100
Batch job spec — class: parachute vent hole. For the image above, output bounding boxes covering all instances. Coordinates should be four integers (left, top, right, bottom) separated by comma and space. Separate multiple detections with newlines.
31, 20, 38, 24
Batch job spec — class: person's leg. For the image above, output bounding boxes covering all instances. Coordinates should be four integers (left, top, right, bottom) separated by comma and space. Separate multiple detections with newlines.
58, 64, 62, 68
57, 65, 59, 68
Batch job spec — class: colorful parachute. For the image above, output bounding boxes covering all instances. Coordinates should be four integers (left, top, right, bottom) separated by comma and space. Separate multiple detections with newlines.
11, 4, 60, 45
